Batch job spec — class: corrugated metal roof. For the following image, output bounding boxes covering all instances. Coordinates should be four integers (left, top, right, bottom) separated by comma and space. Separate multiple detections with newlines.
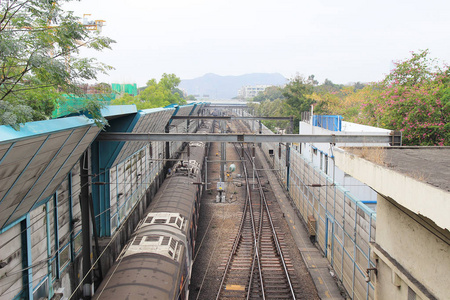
0, 117, 100, 230
170, 104, 195, 127
111, 108, 175, 166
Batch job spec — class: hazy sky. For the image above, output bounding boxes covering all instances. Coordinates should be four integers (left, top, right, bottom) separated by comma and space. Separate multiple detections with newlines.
64, 0, 450, 86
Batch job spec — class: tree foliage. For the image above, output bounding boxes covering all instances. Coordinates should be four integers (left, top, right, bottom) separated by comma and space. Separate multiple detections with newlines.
249, 98, 290, 132
252, 86, 284, 102
0, 0, 115, 128
313, 50, 449, 146
111, 73, 187, 109
246, 51, 449, 146
355, 50, 450, 145
281, 75, 315, 132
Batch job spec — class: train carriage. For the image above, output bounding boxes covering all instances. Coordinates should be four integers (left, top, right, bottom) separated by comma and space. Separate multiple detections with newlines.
94, 121, 211, 300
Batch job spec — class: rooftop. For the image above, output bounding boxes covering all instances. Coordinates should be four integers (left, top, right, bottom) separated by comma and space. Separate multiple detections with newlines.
334, 146, 450, 231
383, 147, 450, 192
342, 147, 450, 192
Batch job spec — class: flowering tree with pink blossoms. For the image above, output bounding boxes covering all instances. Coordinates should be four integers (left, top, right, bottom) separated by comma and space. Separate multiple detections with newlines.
357, 50, 450, 146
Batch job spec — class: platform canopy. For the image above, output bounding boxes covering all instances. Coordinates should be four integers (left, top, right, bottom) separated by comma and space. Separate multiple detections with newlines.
0, 117, 101, 230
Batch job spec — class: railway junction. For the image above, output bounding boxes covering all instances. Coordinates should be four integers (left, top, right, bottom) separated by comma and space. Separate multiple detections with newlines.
0, 102, 448, 300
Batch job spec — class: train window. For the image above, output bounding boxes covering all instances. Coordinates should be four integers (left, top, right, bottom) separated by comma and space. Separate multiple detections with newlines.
146, 235, 160, 242
133, 236, 143, 245
161, 236, 170, 245
170, 239, 177, 250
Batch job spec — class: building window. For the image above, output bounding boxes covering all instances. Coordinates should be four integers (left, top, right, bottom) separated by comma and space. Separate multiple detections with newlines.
324, 154, 328, 174
320, 152, 323, 170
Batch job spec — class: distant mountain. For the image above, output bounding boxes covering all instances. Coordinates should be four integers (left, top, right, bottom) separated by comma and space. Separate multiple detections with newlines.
179, 73, 287, 100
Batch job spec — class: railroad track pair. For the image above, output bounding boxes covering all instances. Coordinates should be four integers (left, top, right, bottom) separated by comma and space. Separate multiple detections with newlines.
215, 140, 301, 300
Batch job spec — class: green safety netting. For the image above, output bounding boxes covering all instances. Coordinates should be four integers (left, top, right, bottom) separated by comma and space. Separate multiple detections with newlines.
52, 93, 115, 118
111, 83, 138, 96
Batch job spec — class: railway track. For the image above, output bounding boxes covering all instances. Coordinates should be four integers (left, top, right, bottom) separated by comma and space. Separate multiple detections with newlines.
215, 121, 302, 299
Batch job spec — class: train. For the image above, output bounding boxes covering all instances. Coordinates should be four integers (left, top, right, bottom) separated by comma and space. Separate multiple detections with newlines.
93, 121, 212, 300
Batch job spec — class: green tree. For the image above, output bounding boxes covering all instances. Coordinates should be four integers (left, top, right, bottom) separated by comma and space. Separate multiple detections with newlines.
357, 50, 449, 145
252, 86, 284, 102
282, 75, 314, 132
112, 74, 186, 110
0, 0, 115, 128
251, 98, 290, 132
314, 78, 343, 94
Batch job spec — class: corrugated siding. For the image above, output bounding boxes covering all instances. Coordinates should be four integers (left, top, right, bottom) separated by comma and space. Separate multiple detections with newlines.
0, 125, 100, 229
109, 141, 165, 233
0, 223, 22, 299
30, 206, 47, 291
112, 109, 174, 167
71, 163, 83, 256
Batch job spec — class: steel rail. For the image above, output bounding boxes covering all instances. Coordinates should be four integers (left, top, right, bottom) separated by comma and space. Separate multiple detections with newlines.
233, 121, 266, 300
243, 146, 266, 300
254, 158, 297, 299
215, 145, 257, 300
233, 122, 266, 300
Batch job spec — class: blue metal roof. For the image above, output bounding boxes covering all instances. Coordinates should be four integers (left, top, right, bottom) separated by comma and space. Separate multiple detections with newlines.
0, 117, 101, 230
100, 105, 137, 118
92, 106, 176, 170
0, 116, 96, 143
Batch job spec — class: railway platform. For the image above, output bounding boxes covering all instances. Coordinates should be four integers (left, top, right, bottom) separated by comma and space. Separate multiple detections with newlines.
256, 147, 346, 300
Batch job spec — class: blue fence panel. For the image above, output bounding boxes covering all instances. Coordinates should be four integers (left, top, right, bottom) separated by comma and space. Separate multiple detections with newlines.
313, 115, 342, 131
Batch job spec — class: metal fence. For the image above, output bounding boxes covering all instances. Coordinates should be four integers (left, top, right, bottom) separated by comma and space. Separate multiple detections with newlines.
251, 118, 376, 300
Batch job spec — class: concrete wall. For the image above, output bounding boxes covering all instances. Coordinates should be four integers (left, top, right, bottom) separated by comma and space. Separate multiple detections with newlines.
373, 195, 450, 300
333, 148, 450, 300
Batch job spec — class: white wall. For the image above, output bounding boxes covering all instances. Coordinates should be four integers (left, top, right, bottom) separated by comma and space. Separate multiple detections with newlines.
299, 121, 379, 203
375, 195, 450, 300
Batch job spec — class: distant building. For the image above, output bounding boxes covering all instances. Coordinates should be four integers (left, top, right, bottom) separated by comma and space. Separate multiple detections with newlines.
78, 83, 112, 94
238, 85, 272, 99
111, 83, 138, 96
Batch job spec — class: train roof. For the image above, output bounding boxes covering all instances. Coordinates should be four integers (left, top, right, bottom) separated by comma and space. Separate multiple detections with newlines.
94, 252, 184, 300
147, 175, 199, 219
